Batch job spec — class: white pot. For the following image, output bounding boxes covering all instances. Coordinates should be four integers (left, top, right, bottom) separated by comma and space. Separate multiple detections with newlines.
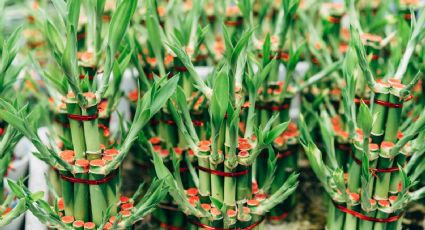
6, 137, 30, 181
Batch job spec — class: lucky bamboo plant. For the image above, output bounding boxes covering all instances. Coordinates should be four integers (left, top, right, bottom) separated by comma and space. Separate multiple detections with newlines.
0, 0, 181, 228
299, 4, 425, 229
141, 21, 302, 229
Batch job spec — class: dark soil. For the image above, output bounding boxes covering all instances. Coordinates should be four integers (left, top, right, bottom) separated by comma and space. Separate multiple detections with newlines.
122, 155, 425, 230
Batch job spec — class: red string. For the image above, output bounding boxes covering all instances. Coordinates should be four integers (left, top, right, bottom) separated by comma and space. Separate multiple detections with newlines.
158, 203, 181, 212
77, 32, 86, 41
277, 150, 293, 159
197, 166, 248, 177
327, 16, 341, 24
162, 119, 176, 125
174, 66, 188, 72
333, 202, 402, 223
159, 222, 186, 230
224, 19, 243, 27
371, 54, 379, 60
68, 113, 99, 121
192, 120, 205, 127
79, 74, 95, 81
268, 212, 289, 221
59, 170, 116, 185
179, 167, 189, 173
354, 98, 370, 105
350, 152, 400, 175
188, 217, 263, 230
337, 144, 351, 152
255, 104, 289, 111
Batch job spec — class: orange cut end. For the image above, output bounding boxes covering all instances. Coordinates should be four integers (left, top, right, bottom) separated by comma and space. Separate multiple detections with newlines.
83, 92, 96, 99
60, 150, 75, 158
73, 220, 84, 227
370, 199, 377, 206
75, 159, 90, 167
247, 199, 259, 206
173, 147, 183, 155
378, 200, 390, 207
381, 141, 395, 148
84, 222, 96, 229
186, 188, 198, 196
201, 203, 211, 211
119, 210, 131, 217
199, 140, 211, 146
199, 145, 210, 152
121, 203, 133, 211
149, 137, 161, 145
61, 216, 74, 224
369, 143, 379, 151
210, 208, 221, 216
349, 193, 360, 201
103, 222, 113, 229
227, 209, 237, 217
104, 148, 118, 156
238, 150, 249, 157
90, 159, 106, 167
243, 207, 250, 214
120, 196, 130, 204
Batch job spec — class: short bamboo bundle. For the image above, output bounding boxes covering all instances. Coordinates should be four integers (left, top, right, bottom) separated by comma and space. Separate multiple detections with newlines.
299, 4, 425, 229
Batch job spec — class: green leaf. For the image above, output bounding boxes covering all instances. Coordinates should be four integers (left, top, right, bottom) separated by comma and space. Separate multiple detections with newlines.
264, 121, 289, 145
357, 101, 372, 136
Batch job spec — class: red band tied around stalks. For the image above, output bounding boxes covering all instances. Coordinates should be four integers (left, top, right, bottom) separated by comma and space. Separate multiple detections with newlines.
337, 144, 351, 152
174, 66, 188, 72
162, 119, 176, 125
355, 95, 413, 108
68, 113, 99, 121
197, 166, 248, 177
179, 167, 189, 173
59, 170, 116, 185
277, 150, 293, 159
158, 203, 181, 212
350, 152, 401, 175
192, 120, 204, 127
327, 16, 341, 24
224, 19, 243, 27
268, 211, 289, 221
371, 54, 379, 60
77, 32, 86, 41
333, 202, 402, 223
188, 217, 264, 230
255, 104, 290, 111
354, 98, 370, 105
79, 74, 95, 81
159, 222, 186, 230
374, 95, 412, 108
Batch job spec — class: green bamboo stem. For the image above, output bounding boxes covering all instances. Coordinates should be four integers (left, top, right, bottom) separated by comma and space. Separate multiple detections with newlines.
373, 142, 394, 201
74, 160, 90, 222
210, 161, 224, 202
60, 169, 74, 217
197, 147, 211, 200
82, 95, 101, 160
223, 162, 236, 207
66, 98, 86, 159
327, 201, 345, 229
347, 145, 362, 193
371, 83, 390, 144
88, 160, 109, 225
